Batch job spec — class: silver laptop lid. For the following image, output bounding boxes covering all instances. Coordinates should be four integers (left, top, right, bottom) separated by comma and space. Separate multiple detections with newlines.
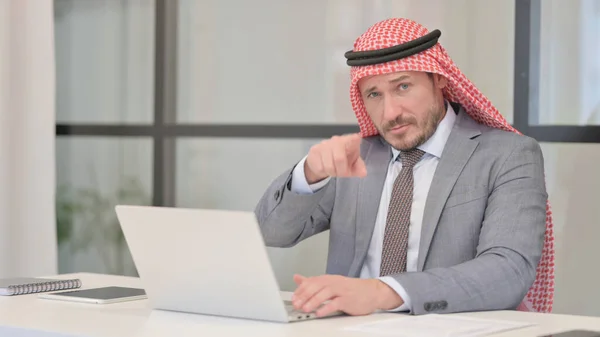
115, 205, 289, 322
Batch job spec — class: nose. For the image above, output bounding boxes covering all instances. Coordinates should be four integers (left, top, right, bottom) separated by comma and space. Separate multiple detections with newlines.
382, 95, 401, 123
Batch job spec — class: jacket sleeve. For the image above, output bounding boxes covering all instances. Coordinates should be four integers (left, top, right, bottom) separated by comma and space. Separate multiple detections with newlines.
254, 160, 336, 248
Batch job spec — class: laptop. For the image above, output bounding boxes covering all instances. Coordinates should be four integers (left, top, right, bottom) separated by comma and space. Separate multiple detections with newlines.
115, 205, 341, 323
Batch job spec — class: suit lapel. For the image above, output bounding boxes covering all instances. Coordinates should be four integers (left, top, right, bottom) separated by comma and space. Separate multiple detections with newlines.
417, 110, 482, 271
347, 138, 390, 277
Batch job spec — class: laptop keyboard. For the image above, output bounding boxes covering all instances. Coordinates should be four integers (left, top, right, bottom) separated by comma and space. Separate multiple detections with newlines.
282, 298, 344, 321
284, 300, 315, 318
284, 300, 301, 312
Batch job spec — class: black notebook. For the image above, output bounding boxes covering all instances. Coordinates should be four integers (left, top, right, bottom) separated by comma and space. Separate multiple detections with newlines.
0, 277, 82, 296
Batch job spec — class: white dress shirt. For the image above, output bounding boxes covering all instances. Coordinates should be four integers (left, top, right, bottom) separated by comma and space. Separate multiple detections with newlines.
290, 103, 457, 311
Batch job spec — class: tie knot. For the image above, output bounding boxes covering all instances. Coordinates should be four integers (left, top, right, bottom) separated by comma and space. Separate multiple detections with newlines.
399, 149, 425, 168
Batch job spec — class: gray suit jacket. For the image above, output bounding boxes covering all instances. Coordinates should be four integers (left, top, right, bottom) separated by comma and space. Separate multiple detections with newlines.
254, 105, 548, 315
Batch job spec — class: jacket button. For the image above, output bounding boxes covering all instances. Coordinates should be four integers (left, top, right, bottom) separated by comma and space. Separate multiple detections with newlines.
274, 190, 280, 200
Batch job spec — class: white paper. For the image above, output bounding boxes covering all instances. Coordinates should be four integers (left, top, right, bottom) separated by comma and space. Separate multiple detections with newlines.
344, 314, 535, 337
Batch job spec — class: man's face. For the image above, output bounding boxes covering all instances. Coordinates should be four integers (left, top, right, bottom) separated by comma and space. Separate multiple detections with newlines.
358, 71, 448, 151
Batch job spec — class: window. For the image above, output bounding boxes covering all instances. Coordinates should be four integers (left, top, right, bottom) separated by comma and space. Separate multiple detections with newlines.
513, 0, 600, 141
56, 0, 597, 281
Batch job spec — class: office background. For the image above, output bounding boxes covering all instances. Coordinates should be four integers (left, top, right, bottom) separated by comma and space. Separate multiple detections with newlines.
54, 0, 600, 316
0, 0, 598, 318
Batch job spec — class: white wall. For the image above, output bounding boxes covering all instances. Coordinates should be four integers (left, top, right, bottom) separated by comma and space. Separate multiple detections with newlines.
540, 143, 600, 316
0, 0, 57, 278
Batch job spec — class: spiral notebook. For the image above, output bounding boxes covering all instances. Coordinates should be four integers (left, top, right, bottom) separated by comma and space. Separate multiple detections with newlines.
0, 277, 82, 296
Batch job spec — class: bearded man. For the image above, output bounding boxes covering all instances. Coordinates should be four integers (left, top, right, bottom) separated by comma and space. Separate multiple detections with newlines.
254, 18, 554, 316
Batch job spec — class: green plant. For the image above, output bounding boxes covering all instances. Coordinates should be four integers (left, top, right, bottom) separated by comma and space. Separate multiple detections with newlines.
55, 176, 150, 276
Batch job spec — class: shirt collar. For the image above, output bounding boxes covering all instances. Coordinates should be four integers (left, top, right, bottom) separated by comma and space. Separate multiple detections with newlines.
391, 101, 457, 161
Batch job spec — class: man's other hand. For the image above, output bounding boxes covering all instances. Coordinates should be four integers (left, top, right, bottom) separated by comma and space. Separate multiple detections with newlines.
291, 274, 404, 317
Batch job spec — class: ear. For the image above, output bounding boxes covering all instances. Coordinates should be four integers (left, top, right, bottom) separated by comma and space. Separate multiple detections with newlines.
434, 74, 448, 90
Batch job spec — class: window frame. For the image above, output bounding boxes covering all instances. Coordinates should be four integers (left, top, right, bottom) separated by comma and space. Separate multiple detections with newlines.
513, 0, 600, 142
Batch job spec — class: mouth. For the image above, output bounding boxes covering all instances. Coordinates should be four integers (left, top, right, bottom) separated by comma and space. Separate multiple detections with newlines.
388, 124, 410, 134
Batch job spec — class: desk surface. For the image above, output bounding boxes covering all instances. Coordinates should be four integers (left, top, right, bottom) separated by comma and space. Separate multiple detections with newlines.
0, 273, 598, 337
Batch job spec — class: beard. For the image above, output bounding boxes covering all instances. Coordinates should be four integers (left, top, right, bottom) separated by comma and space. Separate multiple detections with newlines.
378, 101, 445, 151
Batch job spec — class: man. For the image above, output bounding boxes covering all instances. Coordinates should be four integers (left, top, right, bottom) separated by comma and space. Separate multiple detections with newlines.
254, 18, 554, 316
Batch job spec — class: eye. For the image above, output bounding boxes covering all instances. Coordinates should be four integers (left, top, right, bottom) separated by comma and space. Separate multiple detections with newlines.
399, 83, 410, 90
367, 92, 380, 99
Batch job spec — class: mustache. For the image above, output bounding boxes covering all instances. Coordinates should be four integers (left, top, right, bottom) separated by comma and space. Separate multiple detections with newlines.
383, 115, 417, 132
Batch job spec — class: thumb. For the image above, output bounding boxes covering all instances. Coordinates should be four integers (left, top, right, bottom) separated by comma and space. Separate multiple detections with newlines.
345, 133, 363, 165
350, 156, 367, 177
344, 133, 362, 156
293, 274, 306, 285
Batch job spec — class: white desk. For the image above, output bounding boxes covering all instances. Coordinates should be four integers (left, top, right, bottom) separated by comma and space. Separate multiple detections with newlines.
0, 273, 598, 337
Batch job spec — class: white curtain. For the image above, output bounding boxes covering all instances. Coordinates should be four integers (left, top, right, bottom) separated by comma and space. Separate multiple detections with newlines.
0, 0, 57, 277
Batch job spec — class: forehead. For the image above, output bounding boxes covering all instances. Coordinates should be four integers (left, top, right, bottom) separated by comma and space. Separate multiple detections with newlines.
357, 71, 426, 88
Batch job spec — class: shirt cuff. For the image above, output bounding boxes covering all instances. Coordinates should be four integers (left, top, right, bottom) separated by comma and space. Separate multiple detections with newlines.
378, 276, 411, 312
290, 155, 331, 194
